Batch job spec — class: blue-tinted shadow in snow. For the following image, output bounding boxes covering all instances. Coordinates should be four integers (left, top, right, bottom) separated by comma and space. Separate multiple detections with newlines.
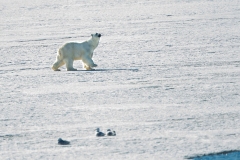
187, 150, 240, 160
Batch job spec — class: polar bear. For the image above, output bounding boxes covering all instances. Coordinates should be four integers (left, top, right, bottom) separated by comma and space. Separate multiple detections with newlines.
52, 33, 101, 71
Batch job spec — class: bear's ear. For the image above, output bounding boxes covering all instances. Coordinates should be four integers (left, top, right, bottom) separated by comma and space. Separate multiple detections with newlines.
91, 34, 93, 37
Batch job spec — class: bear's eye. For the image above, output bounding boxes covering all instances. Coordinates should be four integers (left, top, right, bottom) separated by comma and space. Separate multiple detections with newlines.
96, 33, 98, 35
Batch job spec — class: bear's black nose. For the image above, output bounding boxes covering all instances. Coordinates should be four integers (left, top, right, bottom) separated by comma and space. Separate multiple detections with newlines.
98, 34, 101, 37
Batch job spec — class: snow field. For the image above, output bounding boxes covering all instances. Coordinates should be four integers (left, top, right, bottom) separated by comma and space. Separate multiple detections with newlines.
1, 0, 240, 159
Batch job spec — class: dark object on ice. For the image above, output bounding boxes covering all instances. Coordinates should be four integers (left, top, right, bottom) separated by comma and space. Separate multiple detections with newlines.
95, 128, 105, 137
106, 129, 116, 136
58, 138, 70, 145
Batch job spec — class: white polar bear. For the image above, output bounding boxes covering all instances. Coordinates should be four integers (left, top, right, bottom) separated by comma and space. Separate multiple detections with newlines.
52, 33, 101, 71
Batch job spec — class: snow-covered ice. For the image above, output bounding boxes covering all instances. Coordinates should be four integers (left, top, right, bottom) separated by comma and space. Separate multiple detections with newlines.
0, 0, 240, 159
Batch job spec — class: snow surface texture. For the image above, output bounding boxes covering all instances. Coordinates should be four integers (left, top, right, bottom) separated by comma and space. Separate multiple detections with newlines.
1, 0, 240, 159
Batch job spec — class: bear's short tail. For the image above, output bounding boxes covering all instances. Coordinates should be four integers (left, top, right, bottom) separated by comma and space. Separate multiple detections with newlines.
58, 48, 62, 57
57, 48, 63, 60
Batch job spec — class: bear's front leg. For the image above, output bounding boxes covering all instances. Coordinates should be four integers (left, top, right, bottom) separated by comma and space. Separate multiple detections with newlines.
84, 64, 95, 70
82, 55, 97, 70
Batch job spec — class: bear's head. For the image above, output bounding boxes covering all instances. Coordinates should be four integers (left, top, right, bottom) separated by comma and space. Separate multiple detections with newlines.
91, 33, 101, 38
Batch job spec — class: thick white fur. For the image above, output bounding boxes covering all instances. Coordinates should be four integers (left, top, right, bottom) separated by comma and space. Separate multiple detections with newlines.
52, 33, 101, 71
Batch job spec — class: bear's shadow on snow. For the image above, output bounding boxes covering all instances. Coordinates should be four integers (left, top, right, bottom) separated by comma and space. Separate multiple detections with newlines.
76, 68, 139, 72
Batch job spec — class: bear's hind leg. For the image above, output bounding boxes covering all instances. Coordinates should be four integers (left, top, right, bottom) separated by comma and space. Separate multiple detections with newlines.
64, 58, 77, 71
52, 60, 65, 71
